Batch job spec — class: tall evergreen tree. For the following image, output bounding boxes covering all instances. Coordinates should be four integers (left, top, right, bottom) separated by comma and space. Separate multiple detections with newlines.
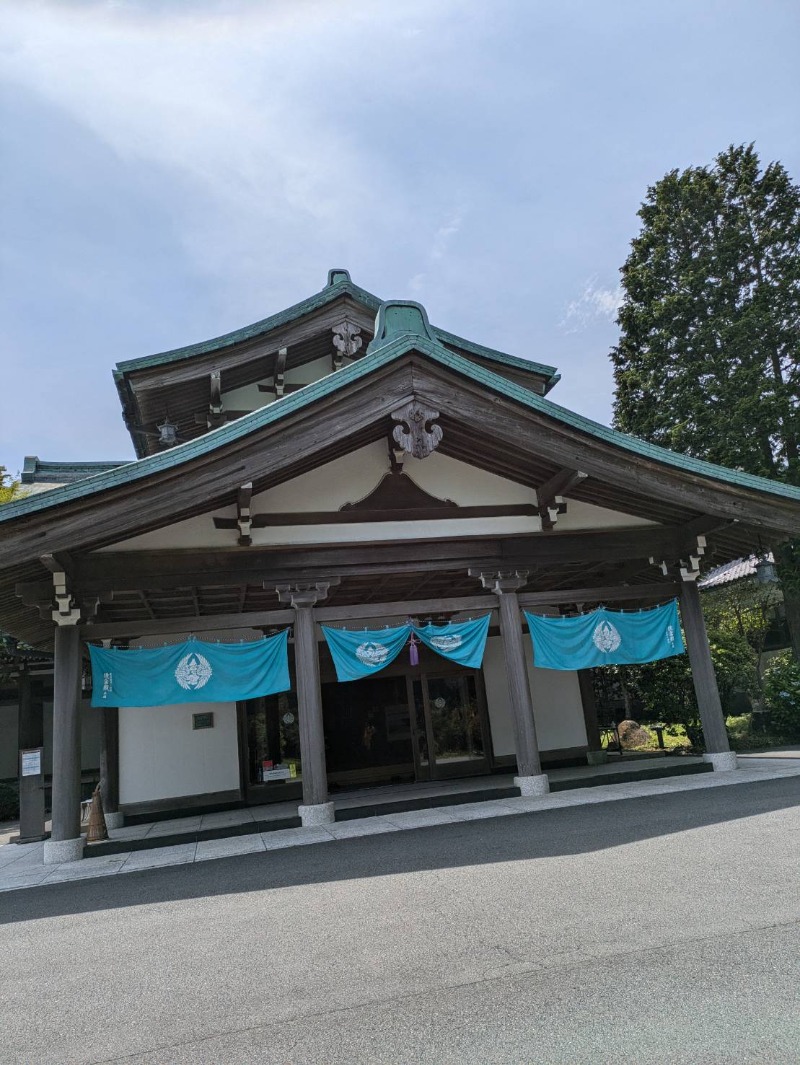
611, 144, 800, 656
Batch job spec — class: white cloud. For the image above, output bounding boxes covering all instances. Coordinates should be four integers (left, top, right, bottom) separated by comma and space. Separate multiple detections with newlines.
560, 277, 623, 333
0, 0, 468, 306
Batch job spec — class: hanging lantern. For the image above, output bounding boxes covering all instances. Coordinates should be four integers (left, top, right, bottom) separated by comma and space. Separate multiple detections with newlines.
754, 554, 779, 585
156, 417, 179, 447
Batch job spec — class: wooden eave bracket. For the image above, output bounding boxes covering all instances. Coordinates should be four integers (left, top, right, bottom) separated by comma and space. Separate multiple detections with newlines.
257, 348, 288, 397
649, 534, 707, 582
275, 578, 341, 608
51, 571, 81, 626
535, 469, 588, 530
213, 483, 254, 545
470, 568, 530, 594
237, 482, 253, 547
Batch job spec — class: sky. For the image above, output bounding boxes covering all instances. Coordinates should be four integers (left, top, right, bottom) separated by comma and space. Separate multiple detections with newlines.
1, 0, 799, 478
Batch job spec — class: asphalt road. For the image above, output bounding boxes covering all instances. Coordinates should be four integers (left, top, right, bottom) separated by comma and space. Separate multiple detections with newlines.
1, 777, 799, 1064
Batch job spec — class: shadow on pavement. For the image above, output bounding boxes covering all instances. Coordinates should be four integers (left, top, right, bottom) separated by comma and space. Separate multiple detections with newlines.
2, 775, 798, 926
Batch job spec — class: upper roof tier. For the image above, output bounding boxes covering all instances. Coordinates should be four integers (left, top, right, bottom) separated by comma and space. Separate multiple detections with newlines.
114, 269, 561, 458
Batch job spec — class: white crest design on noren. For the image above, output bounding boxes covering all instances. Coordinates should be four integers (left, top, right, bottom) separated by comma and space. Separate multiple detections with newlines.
592, 620, 621, 654
430, 634, 462, 653
355, 642, 390, 667
175, 652, 213, 690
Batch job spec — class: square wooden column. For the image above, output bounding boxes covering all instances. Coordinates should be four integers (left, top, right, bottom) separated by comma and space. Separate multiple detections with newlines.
17, 668, 46, 843
476, 571, 549, 796
679, 579, 737, 771
100, 708, 122, 828
578, 669, 606, 765
44, 622, 85, 863
277, 582, 336, 825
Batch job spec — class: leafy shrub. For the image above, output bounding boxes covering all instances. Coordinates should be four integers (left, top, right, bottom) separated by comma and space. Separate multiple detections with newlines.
0, 782, 20, 821
763, 652, 800, 739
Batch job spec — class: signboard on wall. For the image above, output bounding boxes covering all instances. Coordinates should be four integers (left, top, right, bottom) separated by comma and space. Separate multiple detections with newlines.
20, 749, 42, 777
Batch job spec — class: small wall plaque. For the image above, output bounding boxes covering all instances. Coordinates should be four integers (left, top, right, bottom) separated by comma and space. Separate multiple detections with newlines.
192, 712, 214, 730
21, 749, 42, 777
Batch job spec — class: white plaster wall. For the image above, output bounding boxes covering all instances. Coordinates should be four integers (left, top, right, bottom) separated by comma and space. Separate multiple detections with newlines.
554, 498, 654, 530
482, 638, 518, 758
526, 662, 588, 751
221, 381, 272, 412
100, 441, 542, 550
222, 357, 336, 414
284, 355, 333, 387
119, 701, 240, 805
482, 635, 587, 757
117, 630, 249, 805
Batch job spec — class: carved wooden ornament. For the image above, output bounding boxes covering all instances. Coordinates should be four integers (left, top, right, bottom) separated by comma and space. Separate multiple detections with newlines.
391, 401, 443, 459
332, 321, 363, 361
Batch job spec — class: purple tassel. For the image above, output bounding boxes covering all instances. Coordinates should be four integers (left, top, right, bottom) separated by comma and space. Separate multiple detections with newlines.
409, 636, 419, 666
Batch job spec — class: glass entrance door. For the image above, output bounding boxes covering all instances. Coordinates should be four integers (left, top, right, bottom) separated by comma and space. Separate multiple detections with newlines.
411, 673, 491, 779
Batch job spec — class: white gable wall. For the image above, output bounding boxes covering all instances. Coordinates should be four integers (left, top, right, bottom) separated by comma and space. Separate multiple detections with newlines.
100, 441, 653, 552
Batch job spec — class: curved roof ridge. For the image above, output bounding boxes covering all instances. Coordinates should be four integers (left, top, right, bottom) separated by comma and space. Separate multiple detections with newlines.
3, 336, 800, 529
113, 272, 559, 386
113, 276, 380, 378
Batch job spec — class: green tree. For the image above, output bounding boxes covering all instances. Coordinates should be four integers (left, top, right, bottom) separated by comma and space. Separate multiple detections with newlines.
0, 466, 22, 504
611, 144, 800, 657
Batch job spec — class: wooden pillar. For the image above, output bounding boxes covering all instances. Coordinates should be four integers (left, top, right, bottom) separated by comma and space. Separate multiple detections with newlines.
577, 669, 604, 762
17, 668, 46, 842
18, 669, 44, 750
277, 582, 336, 824
99, 707, 121, 826
44, 623, 85, 862
478, 571, 549, 795
679, 580, 737, 770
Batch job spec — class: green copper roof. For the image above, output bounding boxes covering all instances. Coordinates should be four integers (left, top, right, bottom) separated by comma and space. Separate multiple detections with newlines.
21, 457, 129, 485
113, 269, 560, 388
3, 310, 800, 528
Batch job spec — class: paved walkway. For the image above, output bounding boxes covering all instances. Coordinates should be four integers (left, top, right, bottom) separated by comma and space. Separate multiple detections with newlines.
2, 751, 799, 894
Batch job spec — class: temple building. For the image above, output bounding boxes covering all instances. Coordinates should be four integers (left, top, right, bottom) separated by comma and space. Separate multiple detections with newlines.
3, 268, 800, 864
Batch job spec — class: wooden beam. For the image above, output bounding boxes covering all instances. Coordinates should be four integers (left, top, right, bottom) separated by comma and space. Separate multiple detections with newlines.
214, 503, 538, 528
84, 608, 294, 640
315, 594, 497, 622
518, 583, 678, 608
82, 593, 499, 640
66, 528, 692, 595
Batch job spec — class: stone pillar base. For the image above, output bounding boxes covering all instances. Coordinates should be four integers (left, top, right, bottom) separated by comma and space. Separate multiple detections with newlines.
299, 801, 335, 826
703, 751, 738, 772
43, 837, 84, 865
586, 750, 608, 766
514, 774, 550, 797
105, 811, 124, 829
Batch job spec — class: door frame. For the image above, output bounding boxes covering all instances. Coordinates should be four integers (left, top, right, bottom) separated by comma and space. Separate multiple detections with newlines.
408, 668, 492, 781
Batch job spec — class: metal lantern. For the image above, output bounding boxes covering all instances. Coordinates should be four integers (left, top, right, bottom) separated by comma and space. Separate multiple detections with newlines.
156, 417, 179, 447
754, 555, 779, 585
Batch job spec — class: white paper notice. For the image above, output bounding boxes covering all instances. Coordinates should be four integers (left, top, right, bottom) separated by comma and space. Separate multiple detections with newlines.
21, 750, 42, 777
